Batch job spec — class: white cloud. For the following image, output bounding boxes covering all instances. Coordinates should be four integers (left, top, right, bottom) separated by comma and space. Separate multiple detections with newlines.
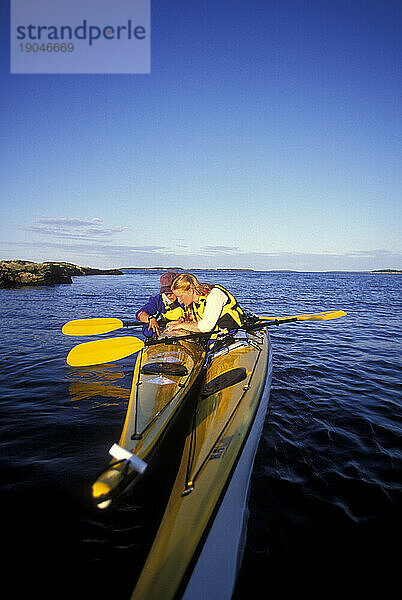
36, 217, 103, 226
199, 246, 240, 254
21, 216, 128, 241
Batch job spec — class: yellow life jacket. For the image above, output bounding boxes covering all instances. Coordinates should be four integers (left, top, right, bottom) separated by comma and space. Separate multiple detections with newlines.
161, 296, 185, 321
184, 295, 208, 323
184, 284, 245, 331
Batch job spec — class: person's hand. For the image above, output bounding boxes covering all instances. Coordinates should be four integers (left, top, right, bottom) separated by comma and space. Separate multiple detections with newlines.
165, 319, 184, 332
148, 316, 161, 336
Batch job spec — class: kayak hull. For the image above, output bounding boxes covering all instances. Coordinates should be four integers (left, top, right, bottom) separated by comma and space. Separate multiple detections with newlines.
119, 338, 207, 459
182, 337, 272, 600
92, 335, 208, 508
131, 328, 273, 600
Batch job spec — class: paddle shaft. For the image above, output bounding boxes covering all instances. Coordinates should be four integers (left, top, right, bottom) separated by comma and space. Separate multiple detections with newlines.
144, 318, 298, 347
65, 311, 346, 366
63, 310, 345, 336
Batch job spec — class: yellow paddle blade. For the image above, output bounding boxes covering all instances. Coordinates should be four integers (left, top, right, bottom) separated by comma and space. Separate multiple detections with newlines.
260, 310, 347, 322
62, 318, 124, 336
67, 336, 144, 367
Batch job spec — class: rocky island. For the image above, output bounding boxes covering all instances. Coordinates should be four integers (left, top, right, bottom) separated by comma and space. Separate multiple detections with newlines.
0, 260, 123, 288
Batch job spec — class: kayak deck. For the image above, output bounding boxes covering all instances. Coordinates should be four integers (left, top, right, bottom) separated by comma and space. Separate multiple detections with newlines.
120, 339, 207, 457
130, 328, 272, 600
92, 334, 208, 508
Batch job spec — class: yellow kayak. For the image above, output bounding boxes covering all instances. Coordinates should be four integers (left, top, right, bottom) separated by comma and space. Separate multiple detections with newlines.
130, 327, 272, 600
92, 332, 208, 509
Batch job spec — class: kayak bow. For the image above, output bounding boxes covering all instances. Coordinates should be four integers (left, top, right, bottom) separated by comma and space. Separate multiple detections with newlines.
92, 332, 208, 508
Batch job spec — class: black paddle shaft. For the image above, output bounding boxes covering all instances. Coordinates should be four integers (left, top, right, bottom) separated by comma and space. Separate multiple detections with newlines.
143, 318, 299, 347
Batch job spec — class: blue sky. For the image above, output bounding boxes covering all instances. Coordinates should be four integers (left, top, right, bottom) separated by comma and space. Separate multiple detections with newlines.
1, 0, 401, 271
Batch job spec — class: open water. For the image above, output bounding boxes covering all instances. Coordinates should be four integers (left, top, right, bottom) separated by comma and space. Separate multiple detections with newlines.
0, 270, 400, 599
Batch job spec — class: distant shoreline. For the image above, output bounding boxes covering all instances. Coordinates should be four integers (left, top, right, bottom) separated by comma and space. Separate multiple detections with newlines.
122, 267, 401, 274
1, 260, 400, 288
123, 267, 255, 272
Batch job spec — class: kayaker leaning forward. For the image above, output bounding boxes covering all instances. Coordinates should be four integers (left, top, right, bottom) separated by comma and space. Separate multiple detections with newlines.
165, 273, 245, 334
136, 271, 185, 337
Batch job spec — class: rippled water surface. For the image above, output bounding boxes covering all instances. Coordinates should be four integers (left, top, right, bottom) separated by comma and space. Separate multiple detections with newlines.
1, 271, 400, 598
